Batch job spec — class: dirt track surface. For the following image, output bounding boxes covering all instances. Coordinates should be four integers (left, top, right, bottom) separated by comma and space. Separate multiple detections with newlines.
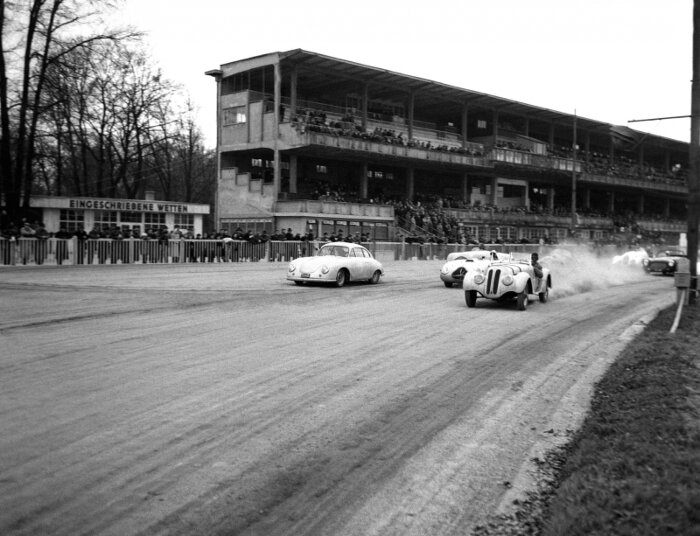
0, 258, 674, 535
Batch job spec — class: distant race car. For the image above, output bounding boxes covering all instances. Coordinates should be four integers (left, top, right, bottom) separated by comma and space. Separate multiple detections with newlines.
440, 249, 509, 287
462, 256, 552, 311
642, 250, 687, 275
287, 241, 383, 287
612, 249, 649, 267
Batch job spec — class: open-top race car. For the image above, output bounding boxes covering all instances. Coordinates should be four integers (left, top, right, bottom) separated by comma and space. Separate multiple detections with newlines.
462, 255, 552, 310
440, 249, 510, 287
642, 249, 687, 275
287, 241, 384, 287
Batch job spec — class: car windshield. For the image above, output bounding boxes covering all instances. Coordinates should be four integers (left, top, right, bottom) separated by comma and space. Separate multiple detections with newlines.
318, 245, 349, 257
663, 251, 685, 257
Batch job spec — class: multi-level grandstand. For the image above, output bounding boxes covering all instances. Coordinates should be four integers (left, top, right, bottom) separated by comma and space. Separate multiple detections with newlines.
206, 49, 689, 246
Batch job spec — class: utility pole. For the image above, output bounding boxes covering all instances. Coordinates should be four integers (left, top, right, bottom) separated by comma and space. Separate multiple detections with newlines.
690, 0, 700, 303
571, 111, 578, 234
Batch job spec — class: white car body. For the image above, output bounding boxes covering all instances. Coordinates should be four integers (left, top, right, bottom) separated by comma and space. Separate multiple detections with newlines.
462, 257, 552, 310
287, 241, 384, 287
440, 249, 509, 287
612, 249, 649, 267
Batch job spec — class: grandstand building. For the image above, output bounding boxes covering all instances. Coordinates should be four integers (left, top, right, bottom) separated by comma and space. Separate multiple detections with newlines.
206, 49, 688, 245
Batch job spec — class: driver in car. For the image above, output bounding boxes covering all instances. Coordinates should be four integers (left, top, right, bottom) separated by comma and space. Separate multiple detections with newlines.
531, 252, 543, 279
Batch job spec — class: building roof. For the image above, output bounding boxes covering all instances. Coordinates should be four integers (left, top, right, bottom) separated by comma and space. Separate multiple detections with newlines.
271, 49, 687, 152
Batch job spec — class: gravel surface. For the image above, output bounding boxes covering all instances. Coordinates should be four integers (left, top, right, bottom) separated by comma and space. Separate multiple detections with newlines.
0, 257, 673, 535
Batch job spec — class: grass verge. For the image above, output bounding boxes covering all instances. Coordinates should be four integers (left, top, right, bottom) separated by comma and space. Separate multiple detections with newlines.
473, 303, 700, 536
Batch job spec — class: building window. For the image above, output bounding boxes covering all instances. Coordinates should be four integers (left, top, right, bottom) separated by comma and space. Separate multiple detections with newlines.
223, 106, 247, 125
94, 211, 118, 229
174, 214, 194, 232
477, 120, 487, 129
120, 211, 142, 223
144, 213, 166, 230
316, 165, 327, 174
59, 210, 84, 232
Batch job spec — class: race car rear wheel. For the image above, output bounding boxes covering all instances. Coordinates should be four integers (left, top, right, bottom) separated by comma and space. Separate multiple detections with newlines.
369, 270, 381, 284
465, 290, 477, 308
538, 287, 548, 303
517, 291, 528, 310
335, 269, 347, 287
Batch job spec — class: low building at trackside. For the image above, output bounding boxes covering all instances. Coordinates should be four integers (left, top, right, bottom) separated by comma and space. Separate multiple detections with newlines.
28, 192, 210, 236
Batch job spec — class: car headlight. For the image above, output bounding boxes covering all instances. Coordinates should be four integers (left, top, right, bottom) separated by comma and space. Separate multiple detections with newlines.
473, 273, 485, 285
502, 275, 513, 286
642, 259, 649, 265
321, 265, 330, 274
441, 265, 450, 274
288, 263, 296, 272
668, 261, 675, 267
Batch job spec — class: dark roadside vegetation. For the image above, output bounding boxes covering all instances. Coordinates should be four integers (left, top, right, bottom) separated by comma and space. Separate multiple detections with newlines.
474, 302, 700, 536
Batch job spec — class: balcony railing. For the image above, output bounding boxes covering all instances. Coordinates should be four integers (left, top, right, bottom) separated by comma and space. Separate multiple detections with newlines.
274, 199, 394, 219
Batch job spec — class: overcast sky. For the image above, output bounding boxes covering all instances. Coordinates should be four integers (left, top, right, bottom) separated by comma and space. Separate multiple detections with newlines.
116, 0, 693, 149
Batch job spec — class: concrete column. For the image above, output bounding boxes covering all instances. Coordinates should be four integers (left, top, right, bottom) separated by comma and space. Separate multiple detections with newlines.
523, 181, 530, 209
406, 167, 415, 200
492, 110, 499, 146
290, 66, 298, 116
204, 69, 222, 231
549, 123, 555, 151
362, 83, 369, 131
547, 187, 555, 211
462, 173, 469, 204
289, 154, 298, 194
360, 163, 368, 199
608, 191, 615, 214
461, 104, 468, 149
273, 62, 282, 197
408, 91, 415, 141
663, 198, 671, 218
491, 177, 498, 206
583, 188, 591, 210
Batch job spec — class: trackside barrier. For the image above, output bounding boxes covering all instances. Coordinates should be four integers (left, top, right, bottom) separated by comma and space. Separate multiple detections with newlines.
1, 239, 596, 267
670, 258, 691, 334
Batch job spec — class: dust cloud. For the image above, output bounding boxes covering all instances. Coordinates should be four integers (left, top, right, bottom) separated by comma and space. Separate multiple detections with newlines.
539, 245, 653, 299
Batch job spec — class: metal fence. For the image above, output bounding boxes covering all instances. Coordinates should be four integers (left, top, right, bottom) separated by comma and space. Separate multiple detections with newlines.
0, 237, 584, 267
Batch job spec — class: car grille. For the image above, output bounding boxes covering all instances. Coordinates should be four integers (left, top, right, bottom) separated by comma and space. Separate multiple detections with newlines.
648, 261, 673, 272
486, 268, 501, 294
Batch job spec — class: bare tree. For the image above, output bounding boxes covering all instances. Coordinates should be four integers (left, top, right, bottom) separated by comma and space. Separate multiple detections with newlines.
0, 0, 132, 221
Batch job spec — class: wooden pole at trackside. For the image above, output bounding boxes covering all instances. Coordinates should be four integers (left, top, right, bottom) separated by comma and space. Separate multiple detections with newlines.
689, 0, 700, 304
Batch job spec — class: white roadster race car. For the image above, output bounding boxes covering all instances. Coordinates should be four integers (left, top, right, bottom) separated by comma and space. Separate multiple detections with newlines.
462, 256, 552, 310
440, 249, 509, 287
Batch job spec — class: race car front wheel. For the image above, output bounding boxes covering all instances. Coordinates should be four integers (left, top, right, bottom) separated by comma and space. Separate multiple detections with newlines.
517, 291, 528, 310
465, 290, 477, 308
